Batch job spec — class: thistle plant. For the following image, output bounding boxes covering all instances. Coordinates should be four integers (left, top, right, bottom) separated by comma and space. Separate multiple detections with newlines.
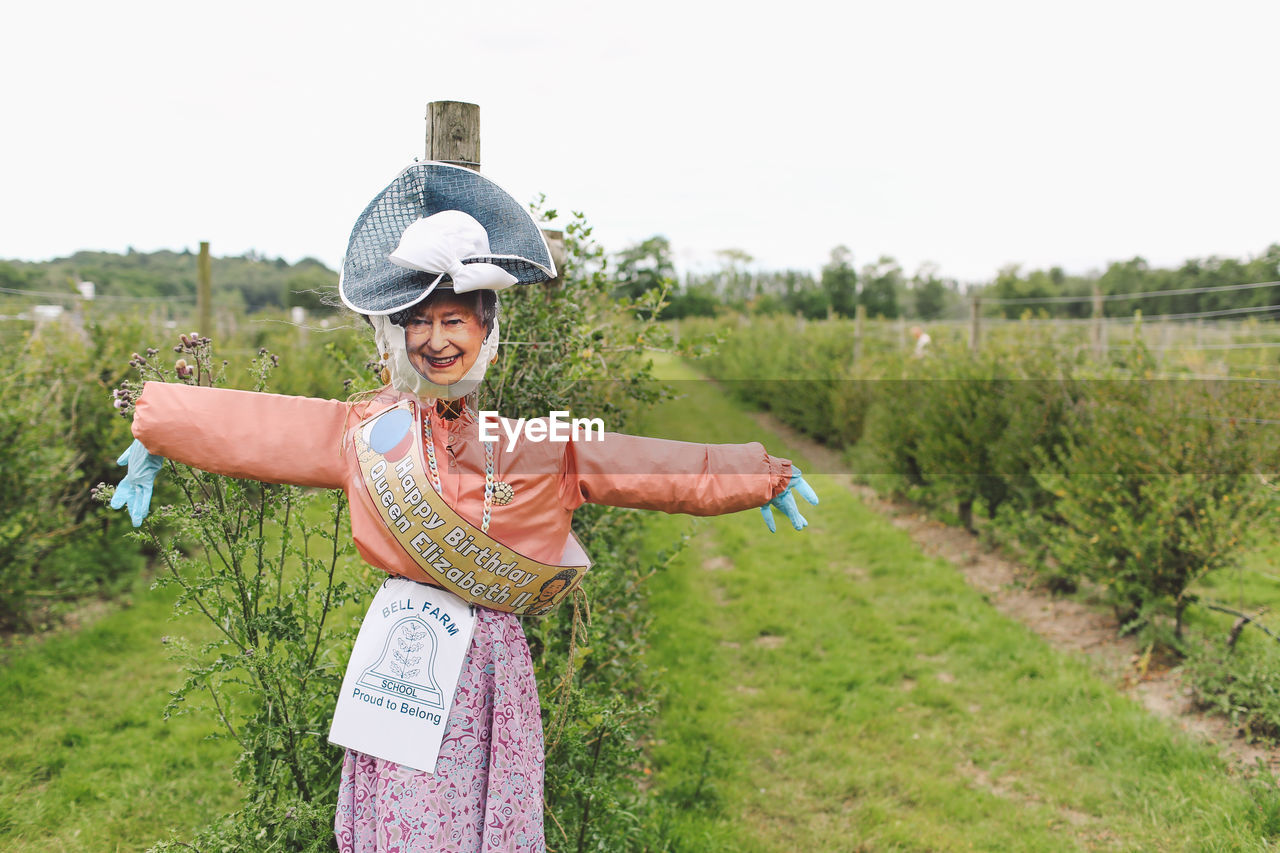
100, 333, 369, 850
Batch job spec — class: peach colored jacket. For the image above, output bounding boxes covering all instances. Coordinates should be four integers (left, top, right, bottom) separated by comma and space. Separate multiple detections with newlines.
132, 383, 792, 583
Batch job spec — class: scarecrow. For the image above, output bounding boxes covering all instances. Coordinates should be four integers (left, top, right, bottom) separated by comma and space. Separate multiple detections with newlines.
110, 163, 818, 852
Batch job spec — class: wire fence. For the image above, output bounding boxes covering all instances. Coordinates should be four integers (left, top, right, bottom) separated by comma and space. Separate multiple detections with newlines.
981, 279, 1280, 306
0, 285, 197, 305
799, 275, 1280, 380
7, 269, 1280, 385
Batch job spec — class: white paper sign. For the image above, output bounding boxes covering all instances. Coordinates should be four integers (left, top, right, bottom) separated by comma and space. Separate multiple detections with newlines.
328, 577, 477, 773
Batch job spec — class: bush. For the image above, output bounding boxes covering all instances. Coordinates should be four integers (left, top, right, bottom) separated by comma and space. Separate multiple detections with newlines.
700, 316, 874, 449
907, 351, 1017, 529
0, 316, 154, 630
1187, 639, 1280, 744
860, 361, 930, 494
150, 795, 338, 853
1032, 377, 1271, 637
229, 312, 379, 401
698, 315, 1279, 645
531, 504, 680, 850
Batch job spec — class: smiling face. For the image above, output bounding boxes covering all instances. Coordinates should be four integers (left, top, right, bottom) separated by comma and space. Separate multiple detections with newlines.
402, 291, 489, 387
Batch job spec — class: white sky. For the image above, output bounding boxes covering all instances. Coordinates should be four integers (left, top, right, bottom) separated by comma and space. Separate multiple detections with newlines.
2, 0, 1277, 285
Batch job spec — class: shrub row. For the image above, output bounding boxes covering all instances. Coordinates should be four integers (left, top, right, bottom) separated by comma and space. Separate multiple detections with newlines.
697, 316, 1280, 647
0, 315, 156, 630
0, 309, 383, 633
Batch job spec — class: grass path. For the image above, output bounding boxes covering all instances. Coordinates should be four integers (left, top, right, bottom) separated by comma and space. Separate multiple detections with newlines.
0, 575, 240, 851
636, 355, 1280, 851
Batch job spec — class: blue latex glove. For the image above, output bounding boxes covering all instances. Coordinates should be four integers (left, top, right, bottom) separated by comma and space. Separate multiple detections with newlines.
760, 466, 819, 532
110, 439, 164, 527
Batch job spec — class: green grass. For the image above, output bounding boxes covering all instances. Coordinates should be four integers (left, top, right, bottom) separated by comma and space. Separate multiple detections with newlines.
0, 573, 240, 852
0, 496, 372, 852
637, 354, 1280, 851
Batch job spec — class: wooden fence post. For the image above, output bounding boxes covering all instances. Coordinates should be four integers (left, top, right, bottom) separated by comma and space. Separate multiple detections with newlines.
1091, 283, 1105, 359
292, 305, 308, 349
853, 303, 865, 365
426, 100, 564, 287
197, 241, 211, 337
425, 101, 481, 170
969, 295, 981, 353
542, 230, 566, 291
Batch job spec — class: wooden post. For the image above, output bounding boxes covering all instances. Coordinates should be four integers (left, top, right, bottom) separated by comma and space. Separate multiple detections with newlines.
291, 305, 308, 349
853, 303, 865, 364
425, 101, 481, 170
1091, 283, 1104, 360
542, 229, 566, 291
197, 241, 212, 337
425, 100, 565, 287
969, 295, 980, 353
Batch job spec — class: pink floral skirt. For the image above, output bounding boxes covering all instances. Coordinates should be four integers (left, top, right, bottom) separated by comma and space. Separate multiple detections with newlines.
335, 608, 546, 852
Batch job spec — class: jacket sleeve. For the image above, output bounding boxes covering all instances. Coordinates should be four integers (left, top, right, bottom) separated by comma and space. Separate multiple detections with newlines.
558, 431, 792, 516
131, 381, 354, 489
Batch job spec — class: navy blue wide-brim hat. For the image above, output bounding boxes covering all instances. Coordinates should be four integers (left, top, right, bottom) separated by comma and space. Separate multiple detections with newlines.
339, 162, 557, 315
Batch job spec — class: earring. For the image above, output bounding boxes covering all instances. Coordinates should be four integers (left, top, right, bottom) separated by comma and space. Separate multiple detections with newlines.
379, 352, 390, 385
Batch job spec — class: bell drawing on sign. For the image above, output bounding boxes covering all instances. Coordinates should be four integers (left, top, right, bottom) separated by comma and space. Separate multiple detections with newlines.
357, 617, 445, 708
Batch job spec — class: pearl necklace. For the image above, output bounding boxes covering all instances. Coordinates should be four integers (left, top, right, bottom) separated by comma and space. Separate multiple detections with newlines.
421, 402, 495, 533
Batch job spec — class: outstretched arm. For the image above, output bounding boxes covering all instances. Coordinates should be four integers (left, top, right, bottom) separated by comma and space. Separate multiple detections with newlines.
129, 382, 354, 489
559, 431, 793, 516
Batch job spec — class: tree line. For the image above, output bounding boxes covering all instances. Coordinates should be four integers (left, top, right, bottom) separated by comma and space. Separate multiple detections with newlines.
0, 248, 338, 314
983, 246, 1280, 318
4, 238, 1278, 322
611, 237, 966, 321
612, 236, 1280, 322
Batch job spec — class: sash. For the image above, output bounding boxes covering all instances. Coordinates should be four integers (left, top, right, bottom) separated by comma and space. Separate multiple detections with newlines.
349, 399, 590, 616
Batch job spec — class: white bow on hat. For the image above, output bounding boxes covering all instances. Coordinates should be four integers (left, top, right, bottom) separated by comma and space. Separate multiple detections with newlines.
387, 210, 519, 294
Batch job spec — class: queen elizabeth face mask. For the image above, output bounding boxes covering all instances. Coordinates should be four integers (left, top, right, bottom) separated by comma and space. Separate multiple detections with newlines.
371, 292, 499, 401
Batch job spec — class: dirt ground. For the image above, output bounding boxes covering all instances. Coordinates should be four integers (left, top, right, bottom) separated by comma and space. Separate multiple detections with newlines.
750, 410, 1280, 779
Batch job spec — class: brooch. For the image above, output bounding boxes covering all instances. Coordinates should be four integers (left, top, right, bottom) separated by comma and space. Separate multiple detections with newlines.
492, 481, 515, 506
